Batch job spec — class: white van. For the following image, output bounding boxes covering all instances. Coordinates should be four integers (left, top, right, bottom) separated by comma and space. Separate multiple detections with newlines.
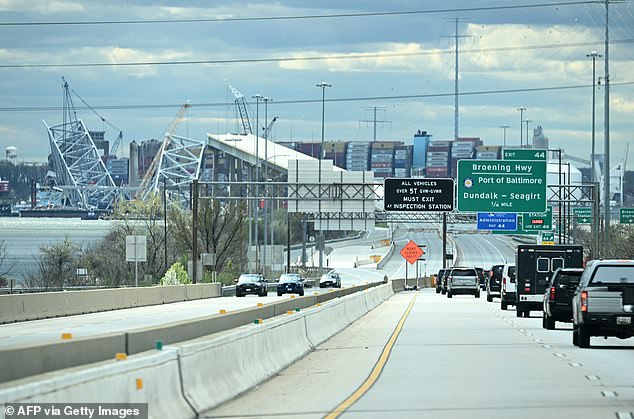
500, 263, 516, 310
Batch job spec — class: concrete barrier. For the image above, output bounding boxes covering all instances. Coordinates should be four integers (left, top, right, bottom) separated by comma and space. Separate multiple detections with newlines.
0, 349, 195, 419
0, 282, 396, 416
179, 313, 312, 413
0, 334, 126, 384
0, 284, 223, 324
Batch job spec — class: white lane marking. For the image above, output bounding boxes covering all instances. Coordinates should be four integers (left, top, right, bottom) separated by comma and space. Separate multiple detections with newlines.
543, 344, 552, 348
602, 391, 618, 398
616, 412, 633, 419
554, 353, 566, 357
585, 375, 600, 381
569, 362, 582, 367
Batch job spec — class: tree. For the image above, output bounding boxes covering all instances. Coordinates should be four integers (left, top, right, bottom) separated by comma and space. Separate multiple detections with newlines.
0, 239, 13, 287
170, 199, 247, 276
23, 237, 81, 289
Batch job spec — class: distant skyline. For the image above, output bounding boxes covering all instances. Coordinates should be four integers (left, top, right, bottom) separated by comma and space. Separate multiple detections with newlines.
0, 1, 632, 168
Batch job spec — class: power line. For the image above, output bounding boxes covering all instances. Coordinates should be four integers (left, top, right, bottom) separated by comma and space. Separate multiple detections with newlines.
1, 80, 632, 113
2, 38, 633, 69
0, 2, 601, 26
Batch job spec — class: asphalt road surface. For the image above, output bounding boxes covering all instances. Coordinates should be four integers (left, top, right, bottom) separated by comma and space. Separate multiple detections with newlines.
206, 289, 634, 419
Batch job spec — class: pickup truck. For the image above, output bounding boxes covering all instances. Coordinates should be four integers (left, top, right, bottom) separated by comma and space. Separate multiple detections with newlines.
571, 260, 634, 348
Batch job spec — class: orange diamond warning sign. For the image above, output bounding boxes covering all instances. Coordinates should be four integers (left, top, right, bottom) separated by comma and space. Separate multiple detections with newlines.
400, 240, 424, 265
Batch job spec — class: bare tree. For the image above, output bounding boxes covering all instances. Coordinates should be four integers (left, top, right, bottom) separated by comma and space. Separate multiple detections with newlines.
0, 239, 14, 287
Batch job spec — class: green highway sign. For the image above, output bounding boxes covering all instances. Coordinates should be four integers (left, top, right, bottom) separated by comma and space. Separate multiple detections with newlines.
541, 232, 555, 245
573, 207, 592, 224
492, 215, 539, 235
457, 159, 547, 213
620, 208, 634, 224
522, 206, 553, 231
503, 148, 547, 161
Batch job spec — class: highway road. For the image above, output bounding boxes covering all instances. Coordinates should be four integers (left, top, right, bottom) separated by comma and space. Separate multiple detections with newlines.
206, 288, 634, 419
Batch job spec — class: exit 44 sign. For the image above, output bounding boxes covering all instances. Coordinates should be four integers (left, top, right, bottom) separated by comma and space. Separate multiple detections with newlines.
457, 160, 546, 213
522, 206, 553, 231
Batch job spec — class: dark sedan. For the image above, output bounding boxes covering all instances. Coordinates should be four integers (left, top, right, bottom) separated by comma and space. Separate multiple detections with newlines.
277, 276, 305, 296
542, 267, 584, 329
236, 274, 268, 297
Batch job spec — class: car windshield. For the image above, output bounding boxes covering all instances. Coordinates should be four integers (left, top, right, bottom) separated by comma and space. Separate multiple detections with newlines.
279, 274, 300, 282
451, 269, 476, 276
590, 265, 634, 285
238, 274, 260, 284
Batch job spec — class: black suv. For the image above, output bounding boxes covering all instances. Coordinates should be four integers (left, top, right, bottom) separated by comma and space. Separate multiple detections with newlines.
542, 268, 584, 329
486, 264, 504, 302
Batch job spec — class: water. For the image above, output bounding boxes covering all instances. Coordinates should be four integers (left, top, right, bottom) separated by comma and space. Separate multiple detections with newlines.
0, 218, 116, 282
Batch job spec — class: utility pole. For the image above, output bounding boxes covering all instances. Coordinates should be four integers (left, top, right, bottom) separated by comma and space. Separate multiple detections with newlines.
443, 18, 470, 141
252, 94, 262, 272
263, 96, 272, 274
586, 51, 601, 185
603, 0, 611, 253
500, 124, 510, 148
316, 82, 331, 274
360, 107, 390, 143
524, 120, 533, 148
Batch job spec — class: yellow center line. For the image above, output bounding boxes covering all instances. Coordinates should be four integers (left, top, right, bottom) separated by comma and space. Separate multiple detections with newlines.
324, 293, 419, 419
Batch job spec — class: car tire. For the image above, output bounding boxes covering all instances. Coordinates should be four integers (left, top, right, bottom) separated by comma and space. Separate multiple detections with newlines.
545, 314, 555, 330
277, 292, 282, 297
523, 310, 530, 318
501, 301, 507, 310
299, 291, 304, 296
578, 326, 591, 348
516, 305, 523, 317
447, 291, 452, 298
236, 292, 244, 297
436, 288, 441, 294
572, 327, 579, 346
487, 294, 493, 302
475, 291, 480, 298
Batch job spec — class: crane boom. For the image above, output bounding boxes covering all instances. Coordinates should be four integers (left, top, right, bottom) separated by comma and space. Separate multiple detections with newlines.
227, 82, 253, 135
263, 116, 278, 140
137, 101, 191, 197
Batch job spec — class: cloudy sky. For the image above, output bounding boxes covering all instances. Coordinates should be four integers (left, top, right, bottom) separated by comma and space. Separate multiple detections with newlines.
0, 0, 633, 167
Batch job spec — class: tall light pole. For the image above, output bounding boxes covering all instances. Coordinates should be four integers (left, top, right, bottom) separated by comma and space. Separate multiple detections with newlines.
603, 0, 611, 253
262, 96, 272, 274
517, 107, 526, 147
587, 51, 601, 185
316, 81, 331, 273
500, 124, 510, 148
251, 94, 262, 272
524, 119, 533, 148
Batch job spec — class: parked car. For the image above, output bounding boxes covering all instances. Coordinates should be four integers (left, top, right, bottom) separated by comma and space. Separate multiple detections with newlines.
572, 260, 634, 348
446, 267, 480, 298
235, 274, 268, 297
435, 268, 446, 294
486, 264, 504, 302
500, 263, 517, 310
319, 271, 341, 288
277, 275, 305, 296
542, 267, 584, 329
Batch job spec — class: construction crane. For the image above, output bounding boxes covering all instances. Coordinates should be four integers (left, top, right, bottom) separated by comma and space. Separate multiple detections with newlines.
227, 82, 253, 135
263, 116, 278, 140
68, 83, 124, 157
137, 101, 191, 198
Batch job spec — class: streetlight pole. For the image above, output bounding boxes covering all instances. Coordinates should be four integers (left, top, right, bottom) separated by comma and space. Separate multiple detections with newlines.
524, 120, 533, 148
517, 107, 526, 147
262, 97, 272, 274
500, 124, 510, 148
587, 51, 601, 185
316, 82, 331, 274
251, 94, 262, 272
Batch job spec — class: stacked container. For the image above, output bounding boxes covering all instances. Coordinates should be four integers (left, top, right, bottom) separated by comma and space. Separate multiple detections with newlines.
426, 140, 452, 178
346, 142, 371, 171
323, 141, 347, 168
476, 145, 501, 160
394, 145, 412, 178
450, 138, 480, 178
297, 142, 321, 159
371, 142, 398, 179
